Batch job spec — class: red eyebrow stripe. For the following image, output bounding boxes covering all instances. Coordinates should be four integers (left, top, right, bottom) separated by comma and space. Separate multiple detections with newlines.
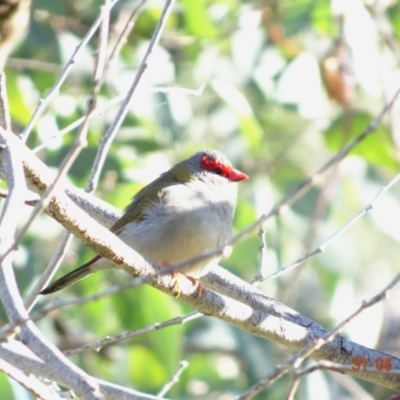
200, 156, 231, 176
200, 155, 248, 181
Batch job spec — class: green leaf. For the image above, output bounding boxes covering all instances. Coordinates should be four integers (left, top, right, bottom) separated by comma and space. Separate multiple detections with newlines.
180, 0, 218, 38
111, 285, 184, 374
311, 0, 337, 36
126, 345, 168, 391
0, 373, 14, 400
5, 73, 33, 126
389, 3, 400, 42
212, 79, 263, 148
324, 113, 397, 171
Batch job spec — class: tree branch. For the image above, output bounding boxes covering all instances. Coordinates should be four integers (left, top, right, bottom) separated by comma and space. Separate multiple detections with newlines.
0, 339, 166, 400
0, 128, 103, 399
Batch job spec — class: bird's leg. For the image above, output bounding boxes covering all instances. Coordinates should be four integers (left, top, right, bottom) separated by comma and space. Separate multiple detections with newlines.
169, 272, 205, 299
185, 276, 205, 299
170, 271, 182, 298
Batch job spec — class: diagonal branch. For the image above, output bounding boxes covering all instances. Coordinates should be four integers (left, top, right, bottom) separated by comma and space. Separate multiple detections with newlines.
0, 338, 166, 400
0, 128, 102, 399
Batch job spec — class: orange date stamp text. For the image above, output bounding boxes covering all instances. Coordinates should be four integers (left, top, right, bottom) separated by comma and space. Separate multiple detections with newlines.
352, 357, 393, 371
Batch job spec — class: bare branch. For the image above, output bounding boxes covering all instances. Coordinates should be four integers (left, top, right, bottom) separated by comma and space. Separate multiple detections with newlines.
262, 170, 400, 282
32, 84, 202, 154
0, 339, 167, 400
24, 230, 73, 311
0, 129, 102, 399
64, 311, 200, 356
0, 72, 11, 130
158, 360, 189, 397
86, 0, 175, 192
21, 0, 120, 141
99, 0, 147, 88
252, 222, 268, 282
0, 357, 57, 400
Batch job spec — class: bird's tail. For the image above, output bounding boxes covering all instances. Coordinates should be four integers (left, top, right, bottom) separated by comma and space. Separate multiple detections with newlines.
40, 255, 103, 295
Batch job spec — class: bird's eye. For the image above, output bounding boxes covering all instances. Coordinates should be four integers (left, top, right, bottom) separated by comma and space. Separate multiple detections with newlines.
214, 168, 223, 175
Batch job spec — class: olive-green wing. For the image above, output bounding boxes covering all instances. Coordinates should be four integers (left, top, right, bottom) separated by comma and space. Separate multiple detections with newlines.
109, 171, 180, 234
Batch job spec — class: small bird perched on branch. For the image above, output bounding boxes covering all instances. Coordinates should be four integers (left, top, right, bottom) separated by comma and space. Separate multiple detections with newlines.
40, 149, 248, 297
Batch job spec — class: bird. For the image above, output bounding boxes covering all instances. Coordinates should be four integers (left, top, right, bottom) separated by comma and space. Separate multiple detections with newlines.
40, 149, 248, 297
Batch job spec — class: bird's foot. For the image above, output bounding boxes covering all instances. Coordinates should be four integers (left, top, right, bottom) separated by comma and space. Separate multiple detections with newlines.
170, 271, 182, 298
186, 275, 205, 299
170, 272, 205, 299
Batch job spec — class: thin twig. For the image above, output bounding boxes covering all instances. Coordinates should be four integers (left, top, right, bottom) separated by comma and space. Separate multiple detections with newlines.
24, 230, 73, 311
262, 170, 400, 282
285, 375, 300, 400
95, 0, 111, 84
158, 360, 189, 397
0, 279, 145, 340
32, 94, 124, 153
279, 164, 342, 299
0, 188, 39, 203
31, 280, 142, 321
99, 0, 147, 88
64, 311, 200, 356
21, 0, 120, 141
33, 83, 204, 153
0, 72, 11, 130
252, 222, 268, 282
6, 58, 62, 73
86, 0, 176, 192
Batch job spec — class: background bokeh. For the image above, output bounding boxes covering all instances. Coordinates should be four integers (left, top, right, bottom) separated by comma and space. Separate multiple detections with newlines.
1, 0, 400, 399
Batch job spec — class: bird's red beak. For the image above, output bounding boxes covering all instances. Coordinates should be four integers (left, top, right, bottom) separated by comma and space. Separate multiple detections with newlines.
228, 168, 249, 182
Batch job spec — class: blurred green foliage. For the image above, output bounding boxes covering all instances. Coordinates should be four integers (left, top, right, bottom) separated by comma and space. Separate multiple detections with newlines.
2, 0, 400, 399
